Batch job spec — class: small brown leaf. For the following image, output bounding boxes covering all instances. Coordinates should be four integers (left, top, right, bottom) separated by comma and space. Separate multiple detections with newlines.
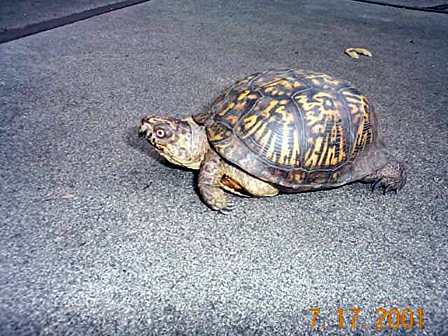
345, 47, 372, 59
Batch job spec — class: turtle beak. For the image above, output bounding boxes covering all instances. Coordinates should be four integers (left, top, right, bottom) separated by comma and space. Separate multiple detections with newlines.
139, 118, 152, 138
138, 125, 147, 138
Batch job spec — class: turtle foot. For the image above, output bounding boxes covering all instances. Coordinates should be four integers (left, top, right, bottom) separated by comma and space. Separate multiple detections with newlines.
368, 161, 407, 194
199, 186, 236, 213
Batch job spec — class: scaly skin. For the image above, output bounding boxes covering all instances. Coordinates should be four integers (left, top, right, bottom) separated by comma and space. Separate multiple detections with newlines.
198, 150, 279, 213
221, 162, 279, 197
140, 116, 279, 212
198, 150, 234, 213
363, 160, 407, 194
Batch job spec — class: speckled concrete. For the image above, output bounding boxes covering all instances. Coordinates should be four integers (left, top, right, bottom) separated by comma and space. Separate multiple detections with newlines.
1, 0, 447, 334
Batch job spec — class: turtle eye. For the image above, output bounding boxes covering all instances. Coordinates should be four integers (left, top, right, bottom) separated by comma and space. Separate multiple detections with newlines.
155, 128, 166, 138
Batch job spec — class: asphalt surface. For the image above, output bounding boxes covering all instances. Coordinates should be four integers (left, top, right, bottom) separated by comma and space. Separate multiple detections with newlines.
1, 0, 448, 335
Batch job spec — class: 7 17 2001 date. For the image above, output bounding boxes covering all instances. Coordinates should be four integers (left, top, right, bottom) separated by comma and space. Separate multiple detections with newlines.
308, 306, 424, 332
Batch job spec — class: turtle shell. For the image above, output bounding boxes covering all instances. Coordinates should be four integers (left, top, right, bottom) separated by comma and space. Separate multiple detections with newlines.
194, 69, 381, 190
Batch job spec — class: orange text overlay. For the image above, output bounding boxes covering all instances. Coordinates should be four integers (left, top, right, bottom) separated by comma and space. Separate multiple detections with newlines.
308, 306, 424, 332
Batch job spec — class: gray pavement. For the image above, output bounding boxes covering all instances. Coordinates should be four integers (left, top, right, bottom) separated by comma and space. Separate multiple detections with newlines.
1, 0, 448, 334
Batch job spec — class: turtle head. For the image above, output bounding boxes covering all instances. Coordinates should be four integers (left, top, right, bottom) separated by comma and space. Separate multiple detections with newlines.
139, 116, 208, 169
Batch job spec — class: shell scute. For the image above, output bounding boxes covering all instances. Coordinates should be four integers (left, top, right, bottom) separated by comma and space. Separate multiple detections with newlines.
202, 69, 378, 189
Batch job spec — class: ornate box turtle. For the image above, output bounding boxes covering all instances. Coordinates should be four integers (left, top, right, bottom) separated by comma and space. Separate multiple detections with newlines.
139, 69, 406, 212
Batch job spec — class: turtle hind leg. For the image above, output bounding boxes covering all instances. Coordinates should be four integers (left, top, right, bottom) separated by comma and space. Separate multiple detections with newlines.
198, 150, 235, 213
363, 160, 407, 194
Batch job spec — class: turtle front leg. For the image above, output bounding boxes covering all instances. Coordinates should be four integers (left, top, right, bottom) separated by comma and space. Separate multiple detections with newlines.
222, 163, 279, 197
198, 150, 235, 213
364, 160, 407, 194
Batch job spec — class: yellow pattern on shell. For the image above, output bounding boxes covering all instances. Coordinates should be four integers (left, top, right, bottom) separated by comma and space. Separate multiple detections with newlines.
204, 69, 376, 189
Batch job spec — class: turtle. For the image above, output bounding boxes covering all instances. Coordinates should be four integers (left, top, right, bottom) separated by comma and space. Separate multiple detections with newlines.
138, 68, 406, 212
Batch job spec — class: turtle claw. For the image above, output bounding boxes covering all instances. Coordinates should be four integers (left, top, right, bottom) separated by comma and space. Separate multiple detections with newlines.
371, 178, 402, 195
219, 208, 232, 215
367, 161, 406, 195
218, 200, 236, 215
371, 179, 382, 192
